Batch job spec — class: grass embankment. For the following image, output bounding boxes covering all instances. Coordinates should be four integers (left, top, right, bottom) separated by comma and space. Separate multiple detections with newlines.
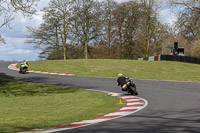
0, 79, 125, 133
19, 59, 200, 82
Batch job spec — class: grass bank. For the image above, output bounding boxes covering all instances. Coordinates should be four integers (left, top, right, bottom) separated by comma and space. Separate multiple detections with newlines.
0, 78, 125, 133
18, 59, 200, 82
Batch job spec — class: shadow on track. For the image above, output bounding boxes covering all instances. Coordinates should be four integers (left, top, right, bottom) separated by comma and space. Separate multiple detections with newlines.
117, 109, 200, 133
0, 73, 15, 80
58, 108, 200, 133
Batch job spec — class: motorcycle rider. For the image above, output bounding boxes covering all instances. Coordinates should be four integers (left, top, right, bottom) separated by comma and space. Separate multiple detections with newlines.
20, 60, 29, 66
20, 60, 29, 72
117, 73, 127, 91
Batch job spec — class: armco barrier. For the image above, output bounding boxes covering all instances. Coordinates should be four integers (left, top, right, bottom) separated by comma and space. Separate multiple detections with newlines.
161, 55, 200, 64
138, 55, 200, 64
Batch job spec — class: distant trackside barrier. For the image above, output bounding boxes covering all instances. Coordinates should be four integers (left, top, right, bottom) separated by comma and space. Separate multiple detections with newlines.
138, 55, 200, 65
138, 55, 159, 61
160, 55, 200, 64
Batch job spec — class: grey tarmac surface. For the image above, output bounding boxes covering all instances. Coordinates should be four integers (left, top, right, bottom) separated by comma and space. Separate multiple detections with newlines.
1, 62, 200, 133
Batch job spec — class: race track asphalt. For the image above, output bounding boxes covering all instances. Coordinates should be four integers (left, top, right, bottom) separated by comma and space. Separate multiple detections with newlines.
1, 62, 200, 133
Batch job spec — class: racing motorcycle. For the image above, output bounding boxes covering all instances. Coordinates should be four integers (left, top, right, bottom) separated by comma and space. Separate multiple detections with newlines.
19, 64, 28, 74
125, 77, 138, 95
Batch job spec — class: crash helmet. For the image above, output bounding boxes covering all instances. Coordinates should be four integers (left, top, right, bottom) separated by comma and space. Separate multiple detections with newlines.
118, 73, 123, 77
24, 60, 28, 65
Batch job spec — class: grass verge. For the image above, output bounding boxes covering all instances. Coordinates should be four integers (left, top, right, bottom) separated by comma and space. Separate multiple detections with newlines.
0, 78, 125, 133
17, 59, 200, 82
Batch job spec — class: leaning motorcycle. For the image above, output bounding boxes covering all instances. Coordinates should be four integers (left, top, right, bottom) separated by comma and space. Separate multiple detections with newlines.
125, 77, 138, 95
19, 64, 28, 74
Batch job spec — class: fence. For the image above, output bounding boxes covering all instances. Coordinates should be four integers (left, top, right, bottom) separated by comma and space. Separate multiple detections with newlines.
138, 55, 200, 65
161, 55, 200, 64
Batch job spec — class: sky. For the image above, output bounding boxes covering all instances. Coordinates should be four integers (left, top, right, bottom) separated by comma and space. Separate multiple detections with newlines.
0, 0, 177, 61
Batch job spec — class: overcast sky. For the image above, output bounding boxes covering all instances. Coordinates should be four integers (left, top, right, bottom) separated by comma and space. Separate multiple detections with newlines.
0, 0, 176, 61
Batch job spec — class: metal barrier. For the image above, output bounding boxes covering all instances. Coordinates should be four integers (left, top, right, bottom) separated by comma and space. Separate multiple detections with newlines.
161, 55, 200, 64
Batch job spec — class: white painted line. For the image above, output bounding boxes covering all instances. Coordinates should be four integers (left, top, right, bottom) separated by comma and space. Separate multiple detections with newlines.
58, 74, 67, 75
127, 102, 145, 105
118, 96, 138, 99
33, 71, 41, 73
120, 107, 143, 110
48, 73, 57, 75
39, 72, 49, 74
104, 112, 133, 116
126, 99, 142, 102
73, 119, 107, 124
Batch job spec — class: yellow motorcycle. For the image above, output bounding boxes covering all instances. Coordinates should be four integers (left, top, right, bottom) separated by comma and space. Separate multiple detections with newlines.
19, 63, 29, 74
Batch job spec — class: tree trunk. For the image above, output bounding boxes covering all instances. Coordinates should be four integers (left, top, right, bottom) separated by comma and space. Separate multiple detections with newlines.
60, 14, 67, 60
55, 26, 59, 59
146, 23, 150, 57
84, 30, 89, 59
84, 41, 88, 59
63, 45, 66, 60
84, 13, 89, 59
63, 32, 67, 60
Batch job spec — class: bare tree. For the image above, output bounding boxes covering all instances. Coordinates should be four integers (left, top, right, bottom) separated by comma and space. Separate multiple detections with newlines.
170, 0, 200, 39
169, 0, 200, 57
27, 0, 73, 60
103, 0, 117, 48
26, 8, 62, 59
71, 0, 105, 59
49, 0, 73, 60
138, 0, 159, 57
26, 0, 169, 60
0, 0, 39, 28
111, 1, 142, 59
0, 0, 39, 46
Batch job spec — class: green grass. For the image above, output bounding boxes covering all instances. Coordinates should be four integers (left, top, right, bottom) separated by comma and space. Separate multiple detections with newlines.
0, 79, 125, 133
18, 59, 200, 82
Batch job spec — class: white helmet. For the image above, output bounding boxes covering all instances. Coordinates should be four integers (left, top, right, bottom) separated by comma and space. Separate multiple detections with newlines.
118, 73, 123, 77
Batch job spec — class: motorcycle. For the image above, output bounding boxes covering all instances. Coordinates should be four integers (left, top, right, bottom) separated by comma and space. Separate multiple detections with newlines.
19, 64, 28, 74
125, 77, 138, 95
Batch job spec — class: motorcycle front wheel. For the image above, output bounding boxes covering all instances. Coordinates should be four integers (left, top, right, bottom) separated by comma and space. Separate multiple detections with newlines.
21, 67, 27, 74
129, 86, 138, 95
